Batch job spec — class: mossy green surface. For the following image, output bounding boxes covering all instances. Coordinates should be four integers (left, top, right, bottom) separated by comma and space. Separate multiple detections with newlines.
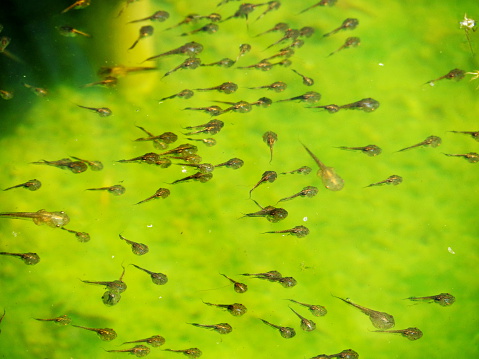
0, 0, 478, 358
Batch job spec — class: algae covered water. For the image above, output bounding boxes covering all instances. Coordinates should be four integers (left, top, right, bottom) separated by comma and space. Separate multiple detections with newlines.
0, 0, 478, 358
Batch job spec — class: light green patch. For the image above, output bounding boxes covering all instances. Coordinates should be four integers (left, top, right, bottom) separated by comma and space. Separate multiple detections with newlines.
0, 0, 478, 358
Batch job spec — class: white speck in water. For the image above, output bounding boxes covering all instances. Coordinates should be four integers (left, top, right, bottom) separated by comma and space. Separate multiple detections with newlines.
448, 247, 456, 254
181, 168, 187, 173
111, 255, 115, 259
302, 216, 308, 222
378, 63, 384, 66
147, 224, 153, 228
12, 231, 18, 237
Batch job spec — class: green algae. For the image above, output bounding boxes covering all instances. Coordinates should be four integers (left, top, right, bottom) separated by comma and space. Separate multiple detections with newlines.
0, 0, 478, 358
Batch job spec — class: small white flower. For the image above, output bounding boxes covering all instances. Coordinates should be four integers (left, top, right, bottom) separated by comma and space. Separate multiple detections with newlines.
460, 13, 476, 30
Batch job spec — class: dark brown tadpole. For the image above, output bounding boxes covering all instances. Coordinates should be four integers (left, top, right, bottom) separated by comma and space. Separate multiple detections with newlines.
159, 89, 194, 102
310, 349, 359, 359
61, 0, 90, 14
87, 184, 126, 196
181, 23, 219, 37
277, 91, 321, 104
129, 25, 154, 50
241, 271, 296, 287
397, 135, 441, 152
0, 252, 40, 265
222, 3, 256, 22
262, 131, 278, 163
262, 48, 295, 62
337, 145, 382, 157
328, 36, 360, 56
291, 69, 314, 86
288, 299, 327, 316
260, 319, 296, 338
72, 325, 117, 341
255, 22, 289, 37
128, 10, 169, 23
118, 152, 170, 167
203, 301, 247, 316
184, 119, 224, 136
107, 345, 150, 356
255, 1, 281, 21
298, 0, 337, 15
81, 266, 127, 294
323, 18, 359, 37
61, 227, 90, 242
365, 175, 402, 188
70, 156, 103, 171
57, 25, 91, 38
215, 158, 244, 170
374, 327, 423, 341
406, 293, 455, 306
184, 106, 223, 116
97, 65, 157, 78
289, 306, 316, 331
163, 347, 202, 358
277, 186, 318, 203
119, 234, 149, 255
309, 104, 340, 113
426, 68, 465, 86
241, 202, 288, 223
265, 28, 300, 50
249, 81, 287, 92
194, 82, 237, 94
333, 295, 395, 329
134, 127, 178, 150
136, 188, 170, 205
170, 172, 213, 185
263, 225, 310, 238
123, 334, 165, 347
164, 14, 201, 31
77, 105, 112, 117
237, 60, 272, 71
34, 314, 72, 326
81, 76, 118, 88
143, 42, 203, 62
249, 170, 277, 197
201, 57, 235, 68
131, 264, 168, 285
219, 100, 253, 114
32, 158, 88, 173
3, 179, 41, 191
23, 83, 48, 97
443, 152, 479, 163
220, 273, 248, 293
241, 270, 282, 281
161, 57, 202, 79
188, 322, 232, 334
281, 166, 312, 175
339, 98, 380, 112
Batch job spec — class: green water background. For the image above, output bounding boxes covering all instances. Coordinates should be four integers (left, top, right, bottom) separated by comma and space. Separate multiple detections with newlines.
0, 0, 478, 358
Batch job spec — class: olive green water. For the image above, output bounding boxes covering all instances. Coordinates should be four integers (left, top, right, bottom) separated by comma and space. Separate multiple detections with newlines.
0, 0, 478, 358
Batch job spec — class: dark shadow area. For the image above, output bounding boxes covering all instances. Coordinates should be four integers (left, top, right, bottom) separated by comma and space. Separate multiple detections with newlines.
0, 0, 121, 135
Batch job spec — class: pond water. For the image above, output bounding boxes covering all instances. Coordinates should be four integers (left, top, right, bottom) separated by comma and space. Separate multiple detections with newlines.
0, 0, 478, 358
